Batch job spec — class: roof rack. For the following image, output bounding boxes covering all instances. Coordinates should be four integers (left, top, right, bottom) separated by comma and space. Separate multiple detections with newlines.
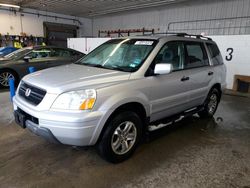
177, 33, 212, 41
142, 32, 212, 41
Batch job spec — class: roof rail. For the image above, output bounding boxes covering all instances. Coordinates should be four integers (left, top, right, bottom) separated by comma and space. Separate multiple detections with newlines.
142, 32, 212, 41
179, 33, 212, 41
141, 32, 187, 36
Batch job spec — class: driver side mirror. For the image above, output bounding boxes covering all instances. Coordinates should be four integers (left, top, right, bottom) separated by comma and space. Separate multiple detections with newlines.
154, 63, 173, 75
23, 56, 32, 62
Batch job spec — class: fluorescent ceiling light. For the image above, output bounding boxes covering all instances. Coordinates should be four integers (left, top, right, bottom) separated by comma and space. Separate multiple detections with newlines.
88, 0, 181, 17
0, 3, 20, 9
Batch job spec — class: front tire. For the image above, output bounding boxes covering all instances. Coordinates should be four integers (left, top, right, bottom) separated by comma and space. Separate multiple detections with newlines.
198, 88, 220, 118
97, 111, 142, 163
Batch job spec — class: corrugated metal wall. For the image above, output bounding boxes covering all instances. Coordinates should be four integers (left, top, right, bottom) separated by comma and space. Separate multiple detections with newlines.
93, 0, 250, 36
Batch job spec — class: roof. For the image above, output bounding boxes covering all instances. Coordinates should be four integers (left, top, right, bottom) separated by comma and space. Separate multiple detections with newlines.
118, 33, 213, 41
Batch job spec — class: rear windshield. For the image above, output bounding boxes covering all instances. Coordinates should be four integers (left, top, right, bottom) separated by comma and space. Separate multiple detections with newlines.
76, 39, 157, 72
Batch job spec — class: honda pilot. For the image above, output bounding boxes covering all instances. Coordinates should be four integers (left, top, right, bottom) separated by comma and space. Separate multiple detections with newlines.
13, 33, 226, 163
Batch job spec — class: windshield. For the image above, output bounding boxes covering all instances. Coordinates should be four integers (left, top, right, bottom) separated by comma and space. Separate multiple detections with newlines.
76, 39, 157, 72
4, 47, 32, 60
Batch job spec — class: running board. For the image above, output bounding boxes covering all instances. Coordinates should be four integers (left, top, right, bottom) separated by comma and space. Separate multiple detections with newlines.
148, 106, 204, 132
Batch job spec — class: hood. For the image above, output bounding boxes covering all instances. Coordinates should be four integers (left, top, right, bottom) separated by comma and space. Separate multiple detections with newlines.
23, 64, 131, 93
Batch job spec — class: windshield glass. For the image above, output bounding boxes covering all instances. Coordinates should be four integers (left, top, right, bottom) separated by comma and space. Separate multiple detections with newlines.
76, 39, 157, 72
4, 47, 32, 60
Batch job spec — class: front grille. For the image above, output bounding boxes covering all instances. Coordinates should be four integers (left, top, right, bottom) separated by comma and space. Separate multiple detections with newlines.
18, 82, 46, 106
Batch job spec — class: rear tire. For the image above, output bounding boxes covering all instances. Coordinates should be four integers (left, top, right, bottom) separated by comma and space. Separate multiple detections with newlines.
97, 111, 142, 163
198, 88, 220, 118
0, 70, 18, 89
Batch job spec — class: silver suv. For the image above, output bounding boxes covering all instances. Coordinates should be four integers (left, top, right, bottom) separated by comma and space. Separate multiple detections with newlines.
13, 33, 226, 163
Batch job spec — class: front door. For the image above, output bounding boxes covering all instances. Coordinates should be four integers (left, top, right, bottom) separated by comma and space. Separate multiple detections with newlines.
147, 41, 191, 122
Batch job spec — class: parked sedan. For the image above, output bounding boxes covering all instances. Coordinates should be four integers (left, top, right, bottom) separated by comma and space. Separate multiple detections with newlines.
0, 47, 18, 57
0, 46, 84, 88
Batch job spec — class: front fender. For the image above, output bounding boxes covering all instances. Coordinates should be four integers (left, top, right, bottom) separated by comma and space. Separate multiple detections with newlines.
97, 89, 150, 116
89, 89, 150, 145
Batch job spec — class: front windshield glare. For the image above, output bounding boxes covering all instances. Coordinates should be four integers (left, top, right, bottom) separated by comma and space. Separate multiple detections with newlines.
76, 39, 156, 72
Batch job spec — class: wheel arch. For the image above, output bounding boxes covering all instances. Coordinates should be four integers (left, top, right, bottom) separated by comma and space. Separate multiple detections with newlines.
94, 102, 148, 145
0, 68, 20, 80
0, 68, 20, 86
210, 83, 222, 100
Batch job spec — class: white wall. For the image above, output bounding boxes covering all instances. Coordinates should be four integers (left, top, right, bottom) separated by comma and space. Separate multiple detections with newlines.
93, 0, 250, 36
67, 38, 111, 54
0, 8, 92, 37
211, 35, 250, 89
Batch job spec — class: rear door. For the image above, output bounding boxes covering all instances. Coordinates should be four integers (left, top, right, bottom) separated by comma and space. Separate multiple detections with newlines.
183, 41, 213, 108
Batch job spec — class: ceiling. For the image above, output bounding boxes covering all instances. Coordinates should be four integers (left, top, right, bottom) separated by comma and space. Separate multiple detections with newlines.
0, 0, 188, 17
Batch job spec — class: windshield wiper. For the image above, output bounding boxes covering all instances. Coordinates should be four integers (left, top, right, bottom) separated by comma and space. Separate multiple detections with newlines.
82, 63, 113, 70
105, 65, 132, 72
78, 63, 103, 68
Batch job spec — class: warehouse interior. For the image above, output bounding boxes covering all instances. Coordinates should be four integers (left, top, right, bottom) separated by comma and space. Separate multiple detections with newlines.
0, 0, 250, 187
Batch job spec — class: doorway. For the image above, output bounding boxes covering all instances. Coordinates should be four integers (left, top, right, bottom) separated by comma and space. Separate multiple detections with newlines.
44, 22, 77, 47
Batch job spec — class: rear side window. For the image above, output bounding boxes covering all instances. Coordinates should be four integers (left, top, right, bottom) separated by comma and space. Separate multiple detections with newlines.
29, 49, 52, 59
206, 43, 223, 65
185, 42, 209, 69
51, 49, 71, 58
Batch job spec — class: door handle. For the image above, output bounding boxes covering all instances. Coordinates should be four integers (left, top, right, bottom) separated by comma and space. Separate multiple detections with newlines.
181, 76, 190, 82
208, 71, 214, 76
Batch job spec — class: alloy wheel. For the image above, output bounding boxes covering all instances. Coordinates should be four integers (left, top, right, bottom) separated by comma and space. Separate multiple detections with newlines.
0, 72, 14, 87
207, 93, 218, 115
111, 121, 137, 155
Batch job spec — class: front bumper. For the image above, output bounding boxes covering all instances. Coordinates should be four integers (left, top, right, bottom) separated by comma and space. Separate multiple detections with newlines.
14, 112, 61, 144
13, 95, 105, 146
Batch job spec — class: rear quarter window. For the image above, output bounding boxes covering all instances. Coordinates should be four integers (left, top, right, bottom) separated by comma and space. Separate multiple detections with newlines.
206, 43, 224, 65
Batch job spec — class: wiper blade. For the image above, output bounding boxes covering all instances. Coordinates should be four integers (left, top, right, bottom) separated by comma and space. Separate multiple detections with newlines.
89, 64, 104, 68
79, 63, 103, 68
106, 65, 132, 72
82, 63, 113, 70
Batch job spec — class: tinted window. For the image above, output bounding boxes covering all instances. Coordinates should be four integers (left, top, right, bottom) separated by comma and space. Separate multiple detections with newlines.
70, 50, 82, 60
51, 49, 71, 58
28, 49, 52, 59
154, 41, 185, 71
185, 42, 209, 69
207, 43, 223, 65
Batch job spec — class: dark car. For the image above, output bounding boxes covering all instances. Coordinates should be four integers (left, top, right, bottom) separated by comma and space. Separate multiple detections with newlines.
0, 46, 84, 88
0, 47, 18, 57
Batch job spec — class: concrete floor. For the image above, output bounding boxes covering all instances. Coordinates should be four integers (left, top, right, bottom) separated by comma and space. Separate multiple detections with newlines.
0, 91, 250, 188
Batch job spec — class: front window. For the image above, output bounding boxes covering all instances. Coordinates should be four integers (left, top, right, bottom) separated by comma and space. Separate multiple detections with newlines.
76, 39, 157, 72
154, 41, 185, 71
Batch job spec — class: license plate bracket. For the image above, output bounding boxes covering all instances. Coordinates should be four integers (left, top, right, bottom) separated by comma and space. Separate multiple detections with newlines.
14, 110, 26, 128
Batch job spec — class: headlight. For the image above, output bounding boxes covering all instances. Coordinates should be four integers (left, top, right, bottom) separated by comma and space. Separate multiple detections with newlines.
51, 89, 96, 110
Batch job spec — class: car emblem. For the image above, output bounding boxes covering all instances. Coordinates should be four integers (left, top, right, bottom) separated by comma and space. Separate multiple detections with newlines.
25, 88, 32, 97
